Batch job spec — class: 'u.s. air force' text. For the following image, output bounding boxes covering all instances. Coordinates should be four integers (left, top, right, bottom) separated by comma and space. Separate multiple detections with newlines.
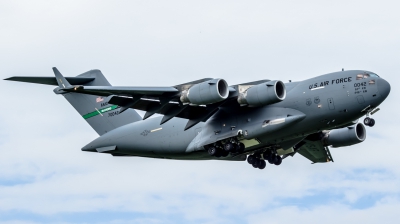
309, 77, 352, 89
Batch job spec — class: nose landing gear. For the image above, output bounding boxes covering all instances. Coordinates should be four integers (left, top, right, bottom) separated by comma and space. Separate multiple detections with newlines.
364, 117, 375, 127
363, 107, 380, 127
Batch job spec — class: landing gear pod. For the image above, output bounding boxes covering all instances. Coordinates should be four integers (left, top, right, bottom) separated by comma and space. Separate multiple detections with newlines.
180, 79, 229, 105
324, 123, 366, 147
237, 80, 286, 106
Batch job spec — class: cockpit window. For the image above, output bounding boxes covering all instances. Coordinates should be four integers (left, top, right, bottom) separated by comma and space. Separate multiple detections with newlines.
357, 72, 379, 80
369, 73, 379, 78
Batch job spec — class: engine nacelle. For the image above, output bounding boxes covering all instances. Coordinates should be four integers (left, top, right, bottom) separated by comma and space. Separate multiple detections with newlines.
324, 123, 366, 147
180, 79, 229, 105
237, 80, 286, 106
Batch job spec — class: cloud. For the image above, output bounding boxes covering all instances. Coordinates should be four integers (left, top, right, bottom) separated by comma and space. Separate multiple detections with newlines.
248, 197, 400, 224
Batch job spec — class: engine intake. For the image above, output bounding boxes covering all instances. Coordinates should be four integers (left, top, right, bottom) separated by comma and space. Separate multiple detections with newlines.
180, 79, 229, 105
324, 123, 366, 147
237, 80, 286, 107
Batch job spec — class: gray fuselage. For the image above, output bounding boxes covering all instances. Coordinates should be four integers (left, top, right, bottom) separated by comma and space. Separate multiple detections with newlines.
82, 70, 390, 160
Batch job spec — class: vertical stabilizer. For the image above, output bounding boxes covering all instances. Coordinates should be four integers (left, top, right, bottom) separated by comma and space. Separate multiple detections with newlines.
53, 67, 72, 88
54, 69, 142, 135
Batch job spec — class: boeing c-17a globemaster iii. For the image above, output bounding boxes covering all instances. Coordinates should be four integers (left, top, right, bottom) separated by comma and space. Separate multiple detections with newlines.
5, 68, 391, 169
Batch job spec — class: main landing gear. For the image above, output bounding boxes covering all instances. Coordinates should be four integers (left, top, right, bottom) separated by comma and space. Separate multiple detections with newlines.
247, 151, 282, 170
207, 138, 245, 158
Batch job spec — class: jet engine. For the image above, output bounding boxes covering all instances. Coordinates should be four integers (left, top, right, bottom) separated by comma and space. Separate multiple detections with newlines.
237, 80, 286, 106
180, 79, 229, 105
323, 123, 366, 147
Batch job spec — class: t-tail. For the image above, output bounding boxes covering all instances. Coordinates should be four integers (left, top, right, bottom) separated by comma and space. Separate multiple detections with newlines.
5, 67, 142, 135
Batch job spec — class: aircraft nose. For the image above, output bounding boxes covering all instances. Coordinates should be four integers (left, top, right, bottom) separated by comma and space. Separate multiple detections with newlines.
377, 78, 391, 100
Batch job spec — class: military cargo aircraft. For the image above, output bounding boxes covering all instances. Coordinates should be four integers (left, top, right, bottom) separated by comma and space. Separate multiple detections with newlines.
5, 68, 391, 169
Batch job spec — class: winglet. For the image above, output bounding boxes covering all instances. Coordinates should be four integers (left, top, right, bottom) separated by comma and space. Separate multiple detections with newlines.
52, 67, 71, 88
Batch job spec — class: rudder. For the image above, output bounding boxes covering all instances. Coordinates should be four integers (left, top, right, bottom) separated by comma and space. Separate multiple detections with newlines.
55, 69, 142, 135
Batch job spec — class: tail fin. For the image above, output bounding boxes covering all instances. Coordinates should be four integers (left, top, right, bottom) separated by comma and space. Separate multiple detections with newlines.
52, 68, 142, 135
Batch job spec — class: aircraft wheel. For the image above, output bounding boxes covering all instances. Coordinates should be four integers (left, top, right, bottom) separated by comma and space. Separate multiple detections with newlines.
369, 118, 375, 127
215, 149, 222, 158
263, 151, 271, 159
221, 150, 229, 157
268, 155, 275, 164
364, 117, 371, 126
252, 159, 260, 168
247, 155, 255, 164
208, 146, 217, 156
274, 156, 282, 166
230, 144, 238, 153
238, 143, 245, 153
258, 160, 266, 169
224, 142, 234, 152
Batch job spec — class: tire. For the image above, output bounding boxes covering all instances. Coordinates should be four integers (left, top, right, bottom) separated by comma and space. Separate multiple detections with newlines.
208, 146, 217, 156
263, 151, 271, 159
258, 160, 266, 169
364, 117, 371, 126
268, 155, 275, 164
252, 159, 260, 168
274, 156, 282, 165
238, 143, 245, 153
215, 149, 222, 158
224, 142, 234, 152
231, 144, 238, 153
247, 155, 255, 164
369, 118, 375, 127
221, 150, 229, 157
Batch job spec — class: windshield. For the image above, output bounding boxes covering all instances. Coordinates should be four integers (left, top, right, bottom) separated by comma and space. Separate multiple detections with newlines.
356, 72, 379, 80
369, 72, 379, 78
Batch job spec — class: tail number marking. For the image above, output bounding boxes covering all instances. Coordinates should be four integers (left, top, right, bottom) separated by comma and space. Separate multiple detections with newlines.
108, 111, 120, 117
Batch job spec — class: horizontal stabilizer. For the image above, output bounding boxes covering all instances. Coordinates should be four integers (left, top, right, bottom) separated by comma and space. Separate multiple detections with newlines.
4, 76, 95, 86
63, 86, 179, 97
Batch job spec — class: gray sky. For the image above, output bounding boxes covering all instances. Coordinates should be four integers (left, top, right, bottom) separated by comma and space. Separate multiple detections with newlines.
0, 1, 399, 223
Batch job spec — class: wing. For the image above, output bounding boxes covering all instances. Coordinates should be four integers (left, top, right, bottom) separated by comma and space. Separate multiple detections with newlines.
297, 140, 334, 163
107, 95, 238, 130
6, 68, 252, 130
63, 85, 180, 97
56, 75, 237, 130
53, 72, 238, 129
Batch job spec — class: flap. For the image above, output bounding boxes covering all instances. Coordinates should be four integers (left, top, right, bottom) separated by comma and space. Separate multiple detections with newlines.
297, 140, 334, 163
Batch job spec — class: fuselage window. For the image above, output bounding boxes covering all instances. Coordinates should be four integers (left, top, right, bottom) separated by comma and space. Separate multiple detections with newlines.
356, 74, 364, 80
